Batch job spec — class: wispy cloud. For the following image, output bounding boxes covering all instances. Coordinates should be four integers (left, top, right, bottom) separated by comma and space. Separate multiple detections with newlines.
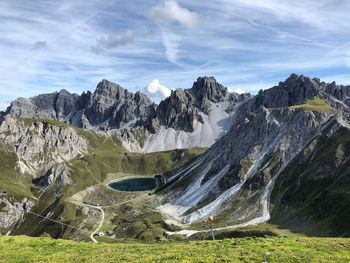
91, 30, 135, 54
161, 30, 180, 63
148, 0, 199, 28
148, 0, 199, 63
0, 0, 349, 102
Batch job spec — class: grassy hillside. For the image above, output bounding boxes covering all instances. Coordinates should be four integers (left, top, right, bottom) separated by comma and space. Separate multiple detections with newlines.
0, 235, 349, 263
270, 125, 350, 236
289, 97, 334, 112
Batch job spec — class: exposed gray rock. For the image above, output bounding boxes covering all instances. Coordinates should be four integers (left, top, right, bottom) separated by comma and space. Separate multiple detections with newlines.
189, 76, 229, 109
37, 163, 71, 188
254, 73, 350, 110
3, 79, 156, 131
151, 77, 251, 132
81, 79, 156, 129
155, 88, 202, 132
1, 77, 254, 136
159, 74, 343, 225
5, 89, 79, 121
0, 116, 87, 175
0, 197, 34, 233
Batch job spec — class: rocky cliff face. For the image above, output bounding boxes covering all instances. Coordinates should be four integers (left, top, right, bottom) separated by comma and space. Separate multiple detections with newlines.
153, 77, 250, 132
3, 79, 155, 131
5, 89, 79, 121
255, 73, 350, 109
0, 117, 88, 176
2, 77, 251, 135
78, 79, 156, 129
0, 195, 34, 234
1, 76, 254, 153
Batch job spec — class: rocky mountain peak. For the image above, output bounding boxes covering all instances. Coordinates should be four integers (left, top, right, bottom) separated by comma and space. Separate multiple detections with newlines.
189, 76, 228, 103
94, 79, 125, 96
256, 73, 325, 109
58, 89, 71, 95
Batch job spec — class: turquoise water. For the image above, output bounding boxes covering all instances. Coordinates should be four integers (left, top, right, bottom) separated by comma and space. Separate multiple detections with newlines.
108, 177, 157, 192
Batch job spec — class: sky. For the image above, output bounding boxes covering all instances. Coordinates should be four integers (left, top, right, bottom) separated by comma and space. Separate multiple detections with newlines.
1, 0, 350, 110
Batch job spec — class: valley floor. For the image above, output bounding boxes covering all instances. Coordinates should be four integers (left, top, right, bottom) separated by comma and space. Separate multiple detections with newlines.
0, 235, 349, 262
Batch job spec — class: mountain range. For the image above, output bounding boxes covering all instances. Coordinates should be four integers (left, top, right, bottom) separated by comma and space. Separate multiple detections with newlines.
0, 74, 349, 241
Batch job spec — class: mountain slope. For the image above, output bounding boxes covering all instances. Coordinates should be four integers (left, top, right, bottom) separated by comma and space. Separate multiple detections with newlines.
156, 74, 350, 236
0, 117, 205, 238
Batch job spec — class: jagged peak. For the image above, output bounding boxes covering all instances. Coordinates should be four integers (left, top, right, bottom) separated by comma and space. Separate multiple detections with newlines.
281, 73, 324, 88
189, 76, 228, 102
95, 79, 125, 94
58, 89, 71, 95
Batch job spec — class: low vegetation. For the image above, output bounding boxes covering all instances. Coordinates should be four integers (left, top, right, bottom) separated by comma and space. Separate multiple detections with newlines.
289, 97, 334, 112
0, 235, 349, 262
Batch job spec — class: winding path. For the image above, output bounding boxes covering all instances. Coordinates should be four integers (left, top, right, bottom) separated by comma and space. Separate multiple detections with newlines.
83, 204, 105, 243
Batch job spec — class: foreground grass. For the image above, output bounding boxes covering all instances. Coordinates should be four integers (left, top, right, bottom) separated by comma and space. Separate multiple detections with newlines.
0, 235, 349, 263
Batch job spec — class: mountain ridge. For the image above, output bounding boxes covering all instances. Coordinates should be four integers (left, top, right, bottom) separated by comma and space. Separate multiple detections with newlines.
0, 73, 350, 241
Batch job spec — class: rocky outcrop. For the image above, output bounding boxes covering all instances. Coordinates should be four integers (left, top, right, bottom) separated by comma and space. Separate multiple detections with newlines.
255, 74, 321, 108
189, 76, 229, 113
0, 117, 87, 175
5, 89, 79, 121
3, 79, 156, 131
151, 77, 251, 132
254, 73, 350, 110
0, 196, 34, 233
79, 79, 156, 129
36, 163, 71, 188
155, 88, 203, 132
1, 77, 252, 135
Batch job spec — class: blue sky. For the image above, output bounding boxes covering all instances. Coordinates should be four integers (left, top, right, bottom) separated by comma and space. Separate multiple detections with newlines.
1, 0, 350, 109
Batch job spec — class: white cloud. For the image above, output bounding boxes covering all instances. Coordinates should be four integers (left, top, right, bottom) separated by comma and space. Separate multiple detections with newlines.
144, 79, 171, 100
148, 0, 199, 28
227, 87, 244, 94
161, 31, 181, 63
235, 88, 244, 94
91, 30, 135, 54
0, 98, 11, 111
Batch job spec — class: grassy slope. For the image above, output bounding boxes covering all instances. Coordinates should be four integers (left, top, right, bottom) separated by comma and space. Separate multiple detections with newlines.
289, 97, 334, 112
270, 125, 350, 236
268, 97, 334, 112
0, 140, 34, 201
0, 235, 349, 263
65, 129, 206, 196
